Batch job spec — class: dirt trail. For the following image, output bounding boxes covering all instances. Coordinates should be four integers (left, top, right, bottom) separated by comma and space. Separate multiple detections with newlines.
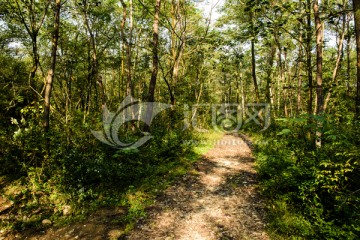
2, 134, 268, 240
125, 133, 268, 240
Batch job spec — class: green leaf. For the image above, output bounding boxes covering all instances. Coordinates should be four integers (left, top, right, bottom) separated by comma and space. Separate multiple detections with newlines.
277, 129, 291, 135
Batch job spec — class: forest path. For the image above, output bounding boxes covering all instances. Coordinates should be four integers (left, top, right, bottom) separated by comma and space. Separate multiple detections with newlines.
125, 133, 268, 240
3, 134, 268, 240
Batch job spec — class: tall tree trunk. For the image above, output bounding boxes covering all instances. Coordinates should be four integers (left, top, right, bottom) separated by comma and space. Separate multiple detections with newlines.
346, 16, 351, 96
313, 0, 324, 147
148, 0, 160, 103
169, 0, 177, 105
275, 32, 286, 117
283, 47, 288, 117
238, 63, 246, 118
251, 39, 260, 102
43, 0, 61, 134
128, 0, 134, 95
297, 21, 303, 115
353, 0, 360, 119
144, 0, 161, 132
324, 8, 348, 111
82, 5, 98, 118
248, 8, 260, 102
265, 44, 276, 106
168, 0, 186, 105
120, 0, 134, 96
29, 39, 42, 87
306, 0, 313, 114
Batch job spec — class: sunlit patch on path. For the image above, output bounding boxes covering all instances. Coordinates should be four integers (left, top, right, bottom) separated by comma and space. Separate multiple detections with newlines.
126, 134, 269, 240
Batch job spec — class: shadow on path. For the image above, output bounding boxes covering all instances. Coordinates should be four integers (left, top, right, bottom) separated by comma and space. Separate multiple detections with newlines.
1, 134, 268, 240
124, 133, 268, 240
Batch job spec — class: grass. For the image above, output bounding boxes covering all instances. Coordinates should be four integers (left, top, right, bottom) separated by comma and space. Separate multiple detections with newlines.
0, 130, 225, 237
247, 122, 360, 240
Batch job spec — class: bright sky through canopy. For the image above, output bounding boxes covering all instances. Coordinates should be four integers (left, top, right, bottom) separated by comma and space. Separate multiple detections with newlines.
195, 0, 224, 25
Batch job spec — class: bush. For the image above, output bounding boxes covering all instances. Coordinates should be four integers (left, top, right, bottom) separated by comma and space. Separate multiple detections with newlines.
252, 115, 360, 239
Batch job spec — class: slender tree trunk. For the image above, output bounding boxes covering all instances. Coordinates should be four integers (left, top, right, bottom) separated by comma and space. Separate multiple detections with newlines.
171, 35, 185, 105
251, 39, 260, 102
353, 0, 360, 119
43, 0, 61, 134
144, 0, 161, 132
236, 63, 246, 118
170, 0, 177, 105
148, 0, 160, 103
265, 45, 276, 106
29, 39, 41, 86
82, 5, 98, 117
236, 74, 240, 104
324, 9, 347, 111
306, 0, 313, 114
97, 76, 106, 110
297, 23, 303, 115
128, 0, 134, 95
313, 0, 324, 147
275, 32, 287, 117
169, 0, 186, 105
240, 67, 246, 119
283, 47, 288, 117
120, 0, 133, 96
346, 16, 351, 96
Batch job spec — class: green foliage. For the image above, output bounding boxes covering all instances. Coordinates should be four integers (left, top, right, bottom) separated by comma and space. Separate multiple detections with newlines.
1, 0, 360, 238
0, 102, 220, 234
251, 116, 360, 239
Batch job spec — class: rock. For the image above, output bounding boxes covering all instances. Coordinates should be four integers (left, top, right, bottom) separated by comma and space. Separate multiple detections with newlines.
42, 219, 52, 225
62, 205, 72, 216
108, 229, 123, 240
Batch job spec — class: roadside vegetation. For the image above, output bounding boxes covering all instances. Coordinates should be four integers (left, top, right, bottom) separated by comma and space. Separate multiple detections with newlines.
249, 115, 360, 239
1, 0, 360, 238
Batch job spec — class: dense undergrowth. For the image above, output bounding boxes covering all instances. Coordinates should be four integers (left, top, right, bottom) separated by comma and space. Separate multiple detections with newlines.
249, 115, 360, 239
0, 105, 223, 235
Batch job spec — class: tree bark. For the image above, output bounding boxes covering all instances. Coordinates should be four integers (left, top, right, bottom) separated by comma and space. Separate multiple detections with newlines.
324, 9, 348, 111
282, 47, 288, 117
346, 16, 351, 96
306, 0, 313, 115
314, 1, 324, 115
82, 4, 98, 117
43, 0, 61, 134
148, 0, 160, 103
144, 0, 161, 132
251, 39, 260, 102
297, 20, 303, 115
120, 0, 134, 96
313, 0, 324, 147
265, 45, 276, 106
353, 0, 360, 119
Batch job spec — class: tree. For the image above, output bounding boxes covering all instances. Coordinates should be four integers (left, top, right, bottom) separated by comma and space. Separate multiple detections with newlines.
313, 0, 324, 147
120, 0, 134, 96
144, 0, 161, 131
353, 0, 360, 118
43, 0, 61, 134
5, 0, 50, 93
306, 0, 314, 115
324, 1, 349, 111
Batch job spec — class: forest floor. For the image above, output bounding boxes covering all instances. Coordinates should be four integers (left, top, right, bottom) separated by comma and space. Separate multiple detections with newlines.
1, 134, 269, 240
